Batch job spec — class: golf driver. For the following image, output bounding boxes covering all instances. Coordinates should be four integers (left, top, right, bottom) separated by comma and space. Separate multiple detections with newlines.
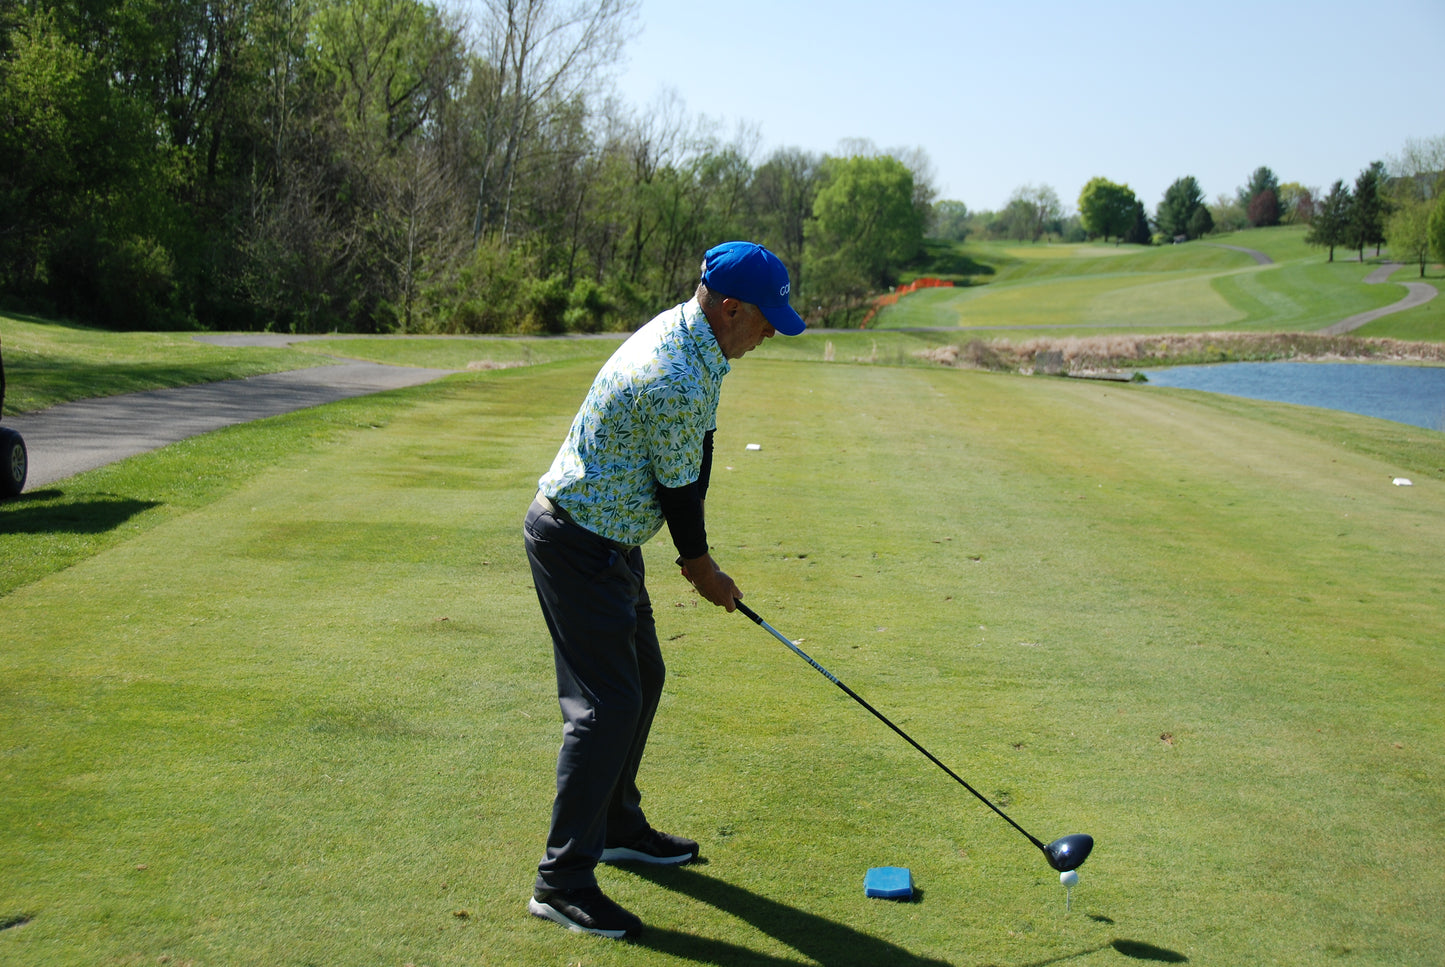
733, 599, 1093, 873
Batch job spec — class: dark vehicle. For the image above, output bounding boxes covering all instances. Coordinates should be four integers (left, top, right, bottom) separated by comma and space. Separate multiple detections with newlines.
0, 334, 27, 498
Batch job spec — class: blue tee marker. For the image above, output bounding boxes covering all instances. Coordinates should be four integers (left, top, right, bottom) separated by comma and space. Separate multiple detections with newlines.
864, 867, 914, 900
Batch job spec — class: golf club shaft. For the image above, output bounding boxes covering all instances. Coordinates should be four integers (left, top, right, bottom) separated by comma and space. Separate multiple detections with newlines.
733, 599, 1049, 855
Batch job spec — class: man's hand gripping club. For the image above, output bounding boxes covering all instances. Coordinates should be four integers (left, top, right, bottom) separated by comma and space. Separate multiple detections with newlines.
676, 553, 741, 611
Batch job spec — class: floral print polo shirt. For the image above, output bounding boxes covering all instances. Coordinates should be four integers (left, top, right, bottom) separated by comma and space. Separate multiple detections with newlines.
539, 298, 729, 547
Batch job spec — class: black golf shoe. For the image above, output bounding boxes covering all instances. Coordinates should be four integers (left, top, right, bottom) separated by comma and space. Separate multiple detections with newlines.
528, 886, 642, 938
601, 827, 700, 865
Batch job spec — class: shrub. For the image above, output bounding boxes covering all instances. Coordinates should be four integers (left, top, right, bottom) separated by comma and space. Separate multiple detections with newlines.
522, 274, 569, 334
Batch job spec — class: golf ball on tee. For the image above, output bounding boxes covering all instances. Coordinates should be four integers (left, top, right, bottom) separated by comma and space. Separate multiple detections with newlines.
1060, 870, 1079, 888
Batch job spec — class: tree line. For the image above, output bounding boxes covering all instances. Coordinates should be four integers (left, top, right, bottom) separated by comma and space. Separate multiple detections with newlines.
0, 0, 934, 333
928, 137, 1445, 279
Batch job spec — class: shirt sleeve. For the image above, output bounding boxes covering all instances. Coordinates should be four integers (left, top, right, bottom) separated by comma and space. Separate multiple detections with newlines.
656, 480, 708, 559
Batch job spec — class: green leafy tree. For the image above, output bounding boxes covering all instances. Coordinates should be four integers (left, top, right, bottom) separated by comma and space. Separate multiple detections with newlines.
747, 147, 821, 294
1305, 179, 1351, 262
1157, 176, 1207, 240
468, 0, 638, 246
1430, 194, 1445, 266
997, 197, 1037, 242
1209, 193, 1248, 233
1277, 182, 1316, 224
929, 199, 971, 242
1077, 176, 1137, 243
806, 154, 925, 313
0, 3, 188, 327
1385, 136, 1445, 277
1002, 184, 1063, 242
1388, 194, 1437, 277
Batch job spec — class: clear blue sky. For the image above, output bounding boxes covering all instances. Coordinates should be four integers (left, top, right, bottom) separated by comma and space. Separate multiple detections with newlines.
609, 0, 1445, 213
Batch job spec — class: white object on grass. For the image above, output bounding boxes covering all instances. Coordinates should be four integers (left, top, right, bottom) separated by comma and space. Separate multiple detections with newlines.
1060, 870, 1079, 887
746, 443, 762, 451
1392, 477, 1412, 486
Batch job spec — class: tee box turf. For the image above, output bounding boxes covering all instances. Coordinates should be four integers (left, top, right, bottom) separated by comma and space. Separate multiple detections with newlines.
863, 866, 914, 900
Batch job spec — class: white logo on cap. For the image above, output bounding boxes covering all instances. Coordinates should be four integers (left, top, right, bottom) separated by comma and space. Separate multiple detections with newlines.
780, 283, 790, 296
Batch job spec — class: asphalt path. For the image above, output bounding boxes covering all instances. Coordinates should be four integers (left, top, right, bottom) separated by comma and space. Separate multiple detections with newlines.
5, 350, 455, 490
1320, 263, 1439, 335
1207, 243, 1274, 265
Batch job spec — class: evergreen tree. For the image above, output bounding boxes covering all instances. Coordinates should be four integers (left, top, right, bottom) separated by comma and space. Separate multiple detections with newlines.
1123, 199, 1152, 244
1157, 176, 1207, 240
1305, 180, 1351, 262
1349, 161, 1389, 260
1186, 205, 1214, 239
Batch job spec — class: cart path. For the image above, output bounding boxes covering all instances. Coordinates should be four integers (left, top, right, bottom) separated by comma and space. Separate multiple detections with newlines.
1320, 263, 1438, 335
6, 356, 455, 490
1207, 244, 1274, 265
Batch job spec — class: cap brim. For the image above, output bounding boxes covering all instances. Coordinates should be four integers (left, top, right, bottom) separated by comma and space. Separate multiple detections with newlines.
760, 302, 806, 336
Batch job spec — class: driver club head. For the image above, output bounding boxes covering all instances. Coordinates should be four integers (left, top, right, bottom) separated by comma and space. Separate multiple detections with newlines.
1043, 834, 1093, 872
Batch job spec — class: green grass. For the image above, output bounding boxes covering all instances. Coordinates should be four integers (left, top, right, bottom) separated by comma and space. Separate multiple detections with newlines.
3, 354, 1444, 966
1356, 264, 1445, 340
877, 227, 1436, 341
0, 313, 331, 415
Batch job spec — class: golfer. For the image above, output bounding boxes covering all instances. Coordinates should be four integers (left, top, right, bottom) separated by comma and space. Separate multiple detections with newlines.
523, 241, 806, 938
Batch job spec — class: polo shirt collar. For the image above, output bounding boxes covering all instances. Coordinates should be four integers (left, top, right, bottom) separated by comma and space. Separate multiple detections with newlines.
682, 298, 731, 379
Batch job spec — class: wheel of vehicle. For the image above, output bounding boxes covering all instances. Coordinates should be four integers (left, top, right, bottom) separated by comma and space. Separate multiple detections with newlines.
0, 426, 26, 498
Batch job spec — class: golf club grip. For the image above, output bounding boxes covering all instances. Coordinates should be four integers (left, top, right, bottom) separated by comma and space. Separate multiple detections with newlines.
735, 603, 1048, 853
734, 600, 764, 624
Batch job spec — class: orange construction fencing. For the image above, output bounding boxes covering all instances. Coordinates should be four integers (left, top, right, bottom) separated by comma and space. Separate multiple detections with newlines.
860, 277, 954, 327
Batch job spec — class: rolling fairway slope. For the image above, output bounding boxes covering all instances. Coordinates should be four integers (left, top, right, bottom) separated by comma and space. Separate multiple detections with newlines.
2, 360, 1443, 966
879, 229, 1412, 337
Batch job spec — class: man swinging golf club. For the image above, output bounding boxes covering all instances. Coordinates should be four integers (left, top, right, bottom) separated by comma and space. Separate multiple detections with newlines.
523, 242, 807, 938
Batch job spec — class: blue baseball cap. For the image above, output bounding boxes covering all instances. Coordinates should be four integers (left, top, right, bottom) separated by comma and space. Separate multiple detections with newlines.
702, 242, 806, 336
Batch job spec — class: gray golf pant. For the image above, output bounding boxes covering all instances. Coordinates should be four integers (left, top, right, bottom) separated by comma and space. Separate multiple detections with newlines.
523, 498, 664, 891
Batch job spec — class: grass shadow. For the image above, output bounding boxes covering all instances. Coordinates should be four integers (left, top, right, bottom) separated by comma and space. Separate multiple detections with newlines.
974, 936, 1186, 966
1111, 939, 1188, 962
908, 240, 998, 282
626, 864, 953, 966
0, 493, 160, 534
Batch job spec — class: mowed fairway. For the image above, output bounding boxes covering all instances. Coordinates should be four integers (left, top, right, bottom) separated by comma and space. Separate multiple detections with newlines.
2, 357, 1443, 966
891, 269, 1246, 331
877, 228, 1413, 336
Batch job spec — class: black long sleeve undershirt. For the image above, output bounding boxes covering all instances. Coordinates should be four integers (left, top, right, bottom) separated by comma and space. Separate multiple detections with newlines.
656, 429, 713, 560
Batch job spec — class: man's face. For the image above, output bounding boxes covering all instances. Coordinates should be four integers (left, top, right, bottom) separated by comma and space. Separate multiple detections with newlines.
716, 300, 777, 359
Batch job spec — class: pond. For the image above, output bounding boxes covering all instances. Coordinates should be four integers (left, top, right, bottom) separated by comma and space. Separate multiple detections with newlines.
1144, 361, 1445, 433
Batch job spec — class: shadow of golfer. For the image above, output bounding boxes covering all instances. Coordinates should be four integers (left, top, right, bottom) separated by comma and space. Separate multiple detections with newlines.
0, 493, 159, 533
626, 864, 953, 966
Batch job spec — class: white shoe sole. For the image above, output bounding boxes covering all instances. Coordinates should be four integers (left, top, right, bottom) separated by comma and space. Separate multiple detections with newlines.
528, 897, 629, 939
600, 845, 695, 865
